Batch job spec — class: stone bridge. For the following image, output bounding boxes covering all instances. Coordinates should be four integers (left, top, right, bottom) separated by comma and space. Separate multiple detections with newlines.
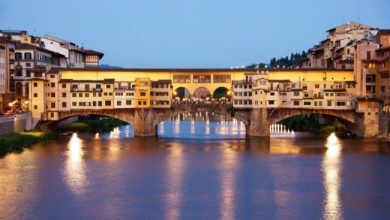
54, 103, 373, 137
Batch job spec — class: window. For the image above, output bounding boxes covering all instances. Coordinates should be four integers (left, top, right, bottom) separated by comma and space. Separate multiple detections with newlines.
327, 100, 332, 106
93, 101, 96, 106
33, 82, 38, 87
24, 52, 32, 60
98, 101, 102, 106
85, 84, 90, 91
72, 102, 77, 106
315, 84, 320, 88
79, 93, 83, 97
15, 52, 22, 60
51, 103, 55, 108
51, 93, 55, 97
51, 83, 55, 88
26, 69, 31, 77
140, 92, 146, 96
293, 101, 299, 106
105, 100, 111, 106
126, 100, 132, 105
367, 51, 371, 60
96, 84, 101, 89
138, 101, 142, 105
117, 101, 121, 106
213, 75, 231, 83
85, 93, 89, 98
62, 93, 66, 98
72, 93, 77, 97
193, 75, 211, 83
50, 74, 55, 78
106, 85, 111, 89
270, 92, 275, 96
33, 93, 38, 97
173, 75, 191, 83
293, 91, 299, 96
62, 102, 67, 108
62, 84, 66, 88
303, 101, 311, 106
268, 100, 274, 105
34, 105, 38, 109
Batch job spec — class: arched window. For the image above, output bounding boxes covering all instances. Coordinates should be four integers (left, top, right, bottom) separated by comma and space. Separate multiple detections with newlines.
15, 65, 23, 77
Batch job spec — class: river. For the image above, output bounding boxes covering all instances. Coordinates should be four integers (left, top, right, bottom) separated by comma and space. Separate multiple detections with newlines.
1, 116, 390, 219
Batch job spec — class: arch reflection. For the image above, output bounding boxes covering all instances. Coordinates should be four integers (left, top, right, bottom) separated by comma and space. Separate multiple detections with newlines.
63, 133, 88, 196
322, 133, 343, 220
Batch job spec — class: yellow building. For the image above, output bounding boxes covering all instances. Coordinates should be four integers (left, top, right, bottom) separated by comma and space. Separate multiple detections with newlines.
233, 69, 356, 110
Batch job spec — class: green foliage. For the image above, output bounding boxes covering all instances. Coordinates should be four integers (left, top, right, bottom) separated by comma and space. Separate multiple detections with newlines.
56, 118, 127, 133
0, 131, 57, 157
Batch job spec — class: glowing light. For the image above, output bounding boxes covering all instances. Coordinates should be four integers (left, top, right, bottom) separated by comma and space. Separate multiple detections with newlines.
322, 132, 343, 220
219, 147, 238, 220
63, 133, 88, 196
165, 144, 185, 220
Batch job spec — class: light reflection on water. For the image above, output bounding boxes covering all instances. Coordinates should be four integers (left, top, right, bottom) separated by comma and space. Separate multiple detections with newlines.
63, 133, 88, 196
219, 145, 239, 220
1, 122, 390, 219
322, 133, 343, 220
158, 113, 246, 139
165, 143, 185, 220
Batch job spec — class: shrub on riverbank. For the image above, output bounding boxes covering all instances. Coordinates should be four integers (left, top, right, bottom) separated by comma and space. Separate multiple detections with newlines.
56, 118, 127, 133
0, 131, 57, 157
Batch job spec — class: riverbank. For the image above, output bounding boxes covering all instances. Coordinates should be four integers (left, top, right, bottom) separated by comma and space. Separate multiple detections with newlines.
0, 131, 57, 157
56, 118, 127, 133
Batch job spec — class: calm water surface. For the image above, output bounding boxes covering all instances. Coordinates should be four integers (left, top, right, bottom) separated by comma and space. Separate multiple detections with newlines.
1, 118, 390, 220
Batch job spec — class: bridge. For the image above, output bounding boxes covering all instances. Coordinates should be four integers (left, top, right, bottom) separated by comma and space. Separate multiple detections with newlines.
53, 102, 368, 137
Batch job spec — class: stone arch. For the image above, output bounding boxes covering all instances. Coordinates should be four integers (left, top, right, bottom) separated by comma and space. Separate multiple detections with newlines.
193, 87, 211, 99
55, 110, 136, 129
174, 87, 191, 100
268, 109, 358, 133
212, 86, 230, 100
153, 106, 248, 127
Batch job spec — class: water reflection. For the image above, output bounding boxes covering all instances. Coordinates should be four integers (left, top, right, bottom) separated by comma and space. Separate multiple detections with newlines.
219, 144, 239, 220
165, 143, 185, 220
322, 133, 343, 220
158, 113, 245, 139
63, 133, 88, 196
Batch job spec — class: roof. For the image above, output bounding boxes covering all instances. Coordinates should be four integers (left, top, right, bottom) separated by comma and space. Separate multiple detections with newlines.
83, 49, 104, 58
15, 43, 66, 57
376, 46, 390, 52
356, 97, 383, 103
377, 29, 390, 35
268, 79, 291, 82
58, 67, 354, 73
153, 80, 172, 84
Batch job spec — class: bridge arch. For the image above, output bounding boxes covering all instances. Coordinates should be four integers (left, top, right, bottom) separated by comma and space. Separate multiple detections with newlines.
212, 86, 230, 100
54, 110, 136, 129
193, 87, 211, 99
174, 87, 191, 100
267, 109, 358, 133
152, 104, 249, 128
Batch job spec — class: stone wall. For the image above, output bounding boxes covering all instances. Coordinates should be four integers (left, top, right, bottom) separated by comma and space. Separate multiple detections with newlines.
0, 112, 33, 135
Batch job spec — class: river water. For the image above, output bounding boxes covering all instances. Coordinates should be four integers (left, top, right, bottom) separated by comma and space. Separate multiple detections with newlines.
1, 117, 390, 220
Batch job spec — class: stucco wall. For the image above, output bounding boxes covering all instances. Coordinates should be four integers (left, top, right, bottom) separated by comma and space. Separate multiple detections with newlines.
0, 112, 33, 135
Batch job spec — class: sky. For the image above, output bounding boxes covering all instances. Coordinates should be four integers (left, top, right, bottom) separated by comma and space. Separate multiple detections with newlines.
0, 0, 389, 68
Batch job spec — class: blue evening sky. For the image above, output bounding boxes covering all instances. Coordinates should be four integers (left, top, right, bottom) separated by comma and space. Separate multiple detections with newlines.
0, 0, 389, 68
